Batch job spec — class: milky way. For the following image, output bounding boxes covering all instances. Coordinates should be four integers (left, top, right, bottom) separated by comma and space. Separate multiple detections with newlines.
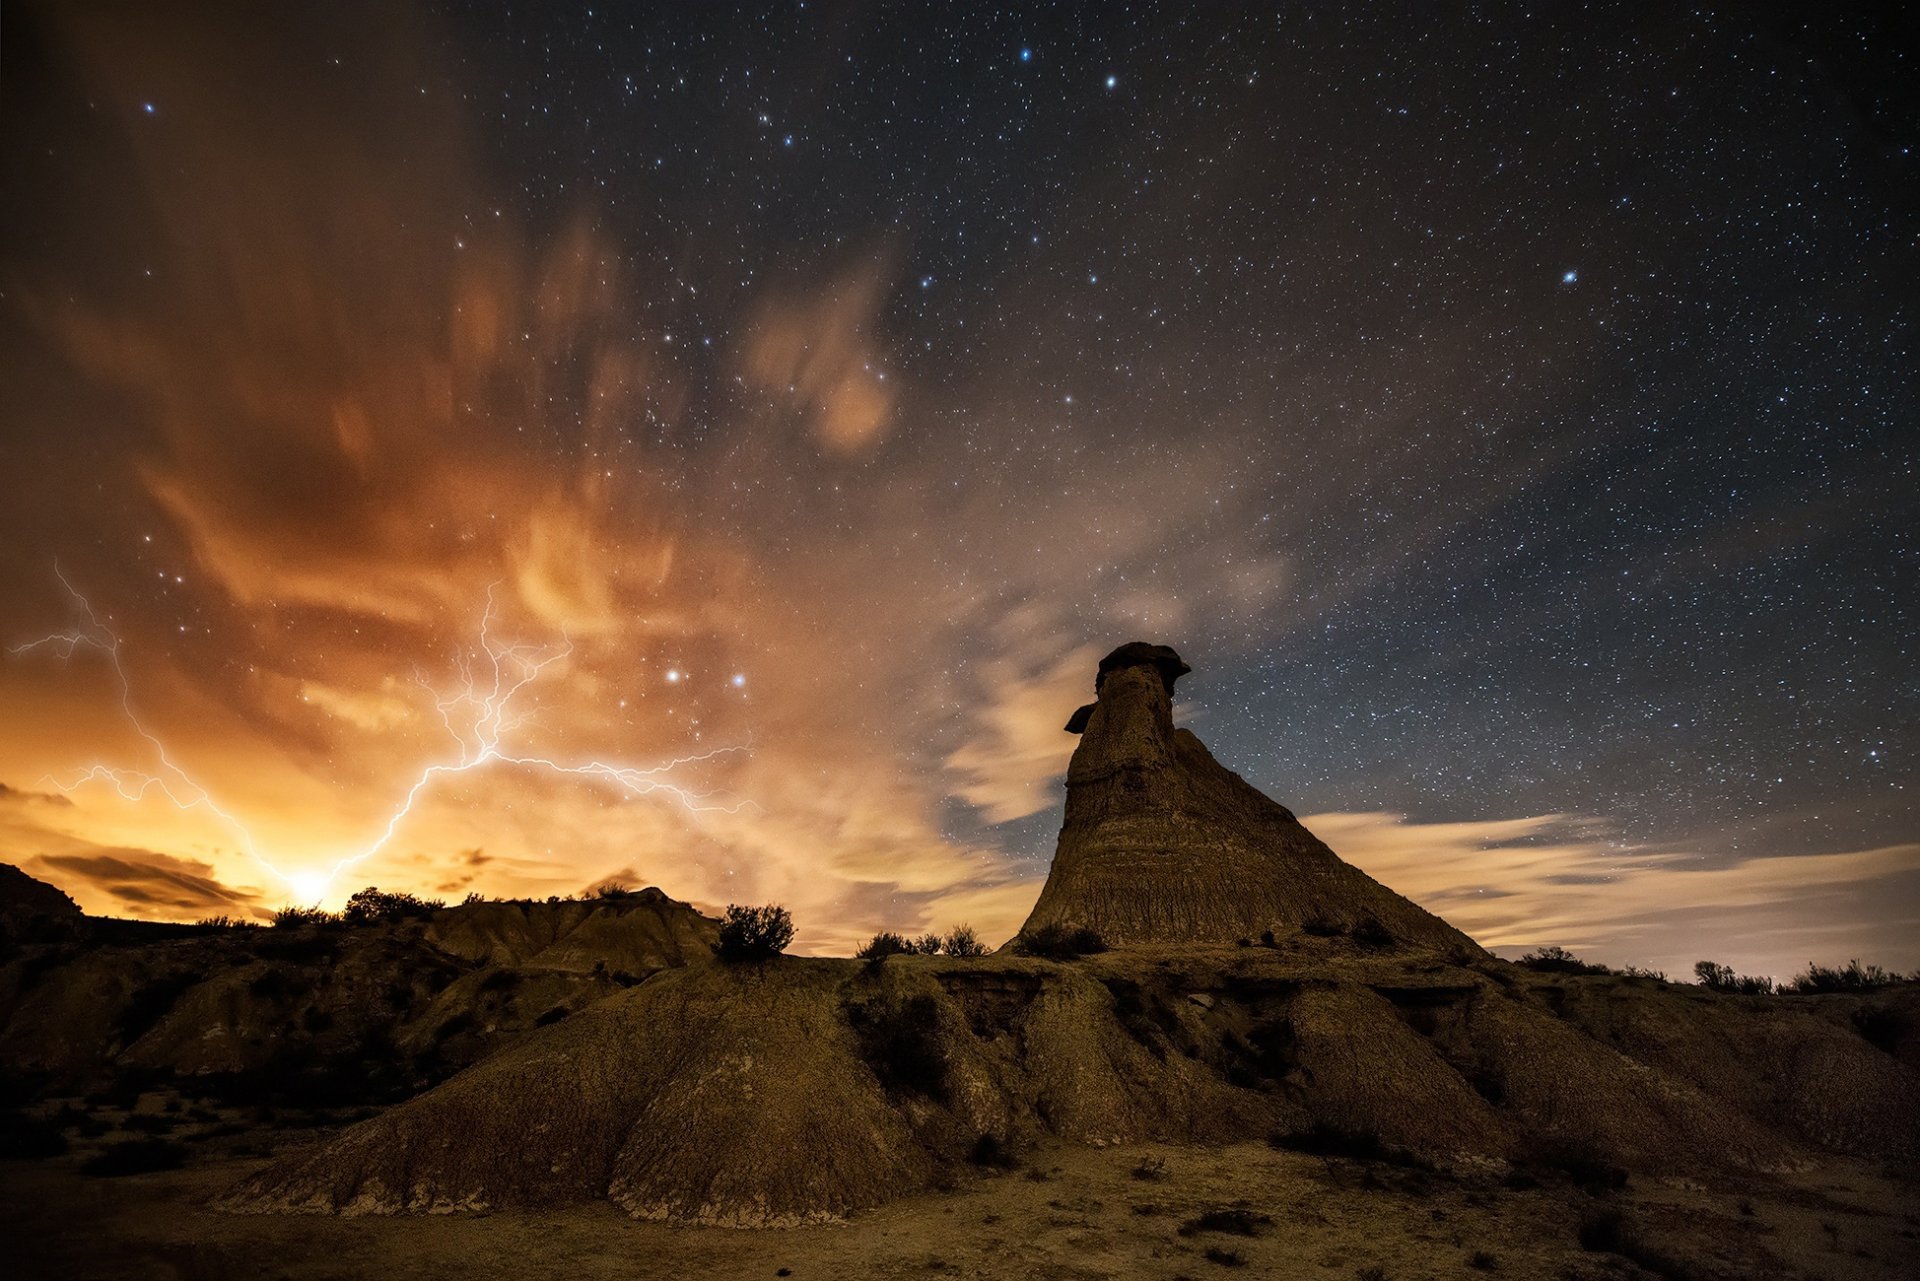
1, 2, 1913, 976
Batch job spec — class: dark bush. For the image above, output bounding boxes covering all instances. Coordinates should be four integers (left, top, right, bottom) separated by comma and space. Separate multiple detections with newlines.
1015, 922, 1109, 959
1790, 959, 1909, 994
1694, 960, 1772, 994
1131, 1156, 1168, 1181
1518, 945, 1610, 975
911, 933, 944, 956
342, 887, 443, 925
846, 993, 947, 1102
712, 903, 795, 962
1203, 1247, 1246, 1267
1468, 1250, 1498, 1271
1300, 917, 1344, 937
0, 1111, 68, 1159
80, 1138, 189, 1177
857, 931, 913, 960
194, 915, 258, 929
1350, 915, 1395, 949
1178, 1208, 1273, 1237
1524, 1137, 1627, 1192
271, 905, 340, 930
942, 925, 988, 958
1269, 1122, 1422, 1167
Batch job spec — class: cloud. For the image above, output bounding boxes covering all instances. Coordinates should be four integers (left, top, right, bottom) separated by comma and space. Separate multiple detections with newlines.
741, 263, 898, 452
0, 782, 73, 807
1311, 810, 1920, 979
945, 642, 1097, 823
27, 848, 265, 918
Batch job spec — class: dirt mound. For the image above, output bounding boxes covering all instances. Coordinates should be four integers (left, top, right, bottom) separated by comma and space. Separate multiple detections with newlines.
222, 943, 1918, 1226
1020, 645, 1476, 950
0, 889, 720, 1093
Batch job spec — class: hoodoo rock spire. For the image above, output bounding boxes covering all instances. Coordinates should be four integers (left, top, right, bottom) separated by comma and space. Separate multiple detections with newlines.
1019, 642, 1475, 951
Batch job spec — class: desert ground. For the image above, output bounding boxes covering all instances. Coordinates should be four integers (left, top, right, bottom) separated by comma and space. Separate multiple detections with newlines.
6, 1104, 1915, 1281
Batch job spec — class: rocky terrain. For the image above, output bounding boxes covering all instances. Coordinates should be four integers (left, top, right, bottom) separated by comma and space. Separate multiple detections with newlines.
2, 643, 1916, 1278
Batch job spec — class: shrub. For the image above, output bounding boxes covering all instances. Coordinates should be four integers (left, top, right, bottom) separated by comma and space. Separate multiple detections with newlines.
1468, 1250, 1498, 1271
911, 933, 944, 956
194, 915, 258, 930
342, 887, 443, 925
1015, 922, 1108, 959
271, 905, 340, 929
1618, 965, 1667, 981
857, 931, 913, 960
80, 1138, 189, 1177
591, 881, 635, 899
1178, 1208, 1273, 1237
1517, 945, 1609, 975
461, 890, 486, 905
713, 904, 795, 962
1203, 1247, 1246, 1267
1270, 1122, 1433, 1170
1131, 1156, 1168, 1181
1790, 959, 1907, 994
942, 925, 988, 958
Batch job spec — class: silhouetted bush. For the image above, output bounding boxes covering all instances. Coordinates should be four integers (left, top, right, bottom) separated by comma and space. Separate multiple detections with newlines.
1517, 945, 1610, 975
1015, 923, 1108, 959
80, 1137, 188, 1177
1789, 959, 1911, 993
194, 915, 259, 929
461, 890, 486, 904
911, 933, 944, 955
271, 905, 340, 929
342, 887, 442, 925
591, 881, 636, 899
1618, 965, 1667, 981
1694, 960, 1773, 994
856, 931, 913, 960
942, 925, 988, 958
713, 903, 795, 962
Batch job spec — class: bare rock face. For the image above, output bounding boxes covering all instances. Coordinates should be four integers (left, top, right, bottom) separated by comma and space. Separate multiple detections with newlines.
1021, 643, 1475, 951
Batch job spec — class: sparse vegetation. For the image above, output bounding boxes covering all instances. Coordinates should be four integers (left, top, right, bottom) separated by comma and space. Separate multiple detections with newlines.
911, 933, 944, 955
1789, 959, 1913, 993
1178, 1208, 1273, 1237
1014, 922, 1108, 959
1618, 965, 1667, 981
712, 903, 795, 962
1269, 1122, 1424, 1168
1467, 1249, 1498, 1271
856, 930, 913, 960
1693, 960, 1773, 994
1131, 1156, 1168, 1181
342, 887, 443, 925
270, 905, 340, 929
194, 914, 259, 929
1517, 945, 1610, 975
941, 925, 988, 958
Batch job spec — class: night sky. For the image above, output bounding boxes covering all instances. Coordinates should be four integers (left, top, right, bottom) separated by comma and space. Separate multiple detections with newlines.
2, 2, 1914, 977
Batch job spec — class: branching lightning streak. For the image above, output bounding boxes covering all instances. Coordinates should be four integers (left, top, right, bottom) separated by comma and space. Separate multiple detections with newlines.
9, 569, 753, 901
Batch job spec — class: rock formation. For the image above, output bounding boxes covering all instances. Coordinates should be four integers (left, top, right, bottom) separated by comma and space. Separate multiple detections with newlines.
1022, 642, 1473, 951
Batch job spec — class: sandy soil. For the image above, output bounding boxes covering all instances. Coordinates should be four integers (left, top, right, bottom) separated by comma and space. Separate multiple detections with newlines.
4, 1118, 1915, 1281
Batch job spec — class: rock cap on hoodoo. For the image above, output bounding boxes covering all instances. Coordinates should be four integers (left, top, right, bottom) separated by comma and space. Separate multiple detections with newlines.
1065, 641, 1192, 733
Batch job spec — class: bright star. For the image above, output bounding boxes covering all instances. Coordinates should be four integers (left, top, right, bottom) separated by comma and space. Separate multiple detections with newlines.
1105, 74, 1117, 90
731, 674, 746, 688
142, 103, 156, 115
666, 668, 681, 683
1562, 269, 1579, 284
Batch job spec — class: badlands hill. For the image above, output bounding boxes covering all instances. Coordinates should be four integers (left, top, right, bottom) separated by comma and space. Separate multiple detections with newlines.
206, 643, 1920, 1227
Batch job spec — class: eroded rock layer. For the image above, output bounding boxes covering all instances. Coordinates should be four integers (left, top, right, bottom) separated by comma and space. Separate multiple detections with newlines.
1022, 643, 1474, 950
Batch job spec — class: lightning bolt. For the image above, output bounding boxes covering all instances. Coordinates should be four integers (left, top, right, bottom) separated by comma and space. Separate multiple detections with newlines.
9, 567, 753, 903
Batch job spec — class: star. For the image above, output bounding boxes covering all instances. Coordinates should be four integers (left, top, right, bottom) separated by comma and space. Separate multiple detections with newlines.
1562, 269, 1579, 284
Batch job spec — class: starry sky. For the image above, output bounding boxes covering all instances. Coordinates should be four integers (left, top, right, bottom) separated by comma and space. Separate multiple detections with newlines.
1, 1, 1914, 978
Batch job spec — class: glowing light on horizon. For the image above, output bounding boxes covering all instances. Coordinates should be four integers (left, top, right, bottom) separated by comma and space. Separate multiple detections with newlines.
8, 568, 754, 904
